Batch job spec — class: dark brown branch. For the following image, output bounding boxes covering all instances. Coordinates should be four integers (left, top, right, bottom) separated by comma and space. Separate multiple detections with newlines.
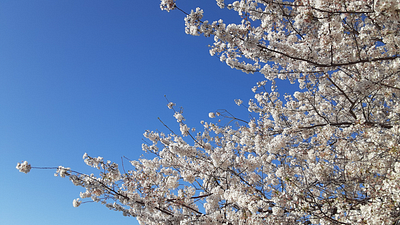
258, 43, 400, 68
299, 121, 393, 129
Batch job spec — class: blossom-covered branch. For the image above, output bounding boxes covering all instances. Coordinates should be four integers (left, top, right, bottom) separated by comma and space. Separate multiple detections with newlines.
17, 0, 400, 224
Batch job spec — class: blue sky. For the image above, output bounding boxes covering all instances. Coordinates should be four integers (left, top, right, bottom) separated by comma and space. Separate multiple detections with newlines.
1, 1, 296, 224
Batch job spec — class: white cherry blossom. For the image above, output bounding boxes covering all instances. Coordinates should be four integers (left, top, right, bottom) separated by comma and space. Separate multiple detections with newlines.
16, 161, 31, 174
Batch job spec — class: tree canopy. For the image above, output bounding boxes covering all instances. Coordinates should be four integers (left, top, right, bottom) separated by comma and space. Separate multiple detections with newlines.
18, 0, 400, 224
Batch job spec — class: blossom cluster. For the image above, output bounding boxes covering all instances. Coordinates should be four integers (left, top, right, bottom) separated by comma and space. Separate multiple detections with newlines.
16, 161, 31, 174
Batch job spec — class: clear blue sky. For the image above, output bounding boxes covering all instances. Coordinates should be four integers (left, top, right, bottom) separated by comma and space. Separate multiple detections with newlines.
1, 1, 296, 224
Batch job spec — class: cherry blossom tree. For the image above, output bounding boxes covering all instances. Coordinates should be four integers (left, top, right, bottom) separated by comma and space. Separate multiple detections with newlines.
18, 0, 400, 224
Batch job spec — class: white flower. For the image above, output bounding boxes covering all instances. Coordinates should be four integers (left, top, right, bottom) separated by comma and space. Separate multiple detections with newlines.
54, 166, 71, 178
73, 198, 81, 207
272, 206, 284, 216
180, 123, 190, 136
182, 171, 196, 183
166, 176, 179, 189
275, 167, 284, 178
216, 0, 224, 8
160, 0, 175, 12
167, 102, 176, 109
234, 99, 243, 106
80, 190, 91, 199
174, 112, 184, 122
209, 112, 216, 118
16, 161, 31, 174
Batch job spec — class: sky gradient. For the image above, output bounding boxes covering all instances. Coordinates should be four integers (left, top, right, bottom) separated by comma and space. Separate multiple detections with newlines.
1, 1, 297, 224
